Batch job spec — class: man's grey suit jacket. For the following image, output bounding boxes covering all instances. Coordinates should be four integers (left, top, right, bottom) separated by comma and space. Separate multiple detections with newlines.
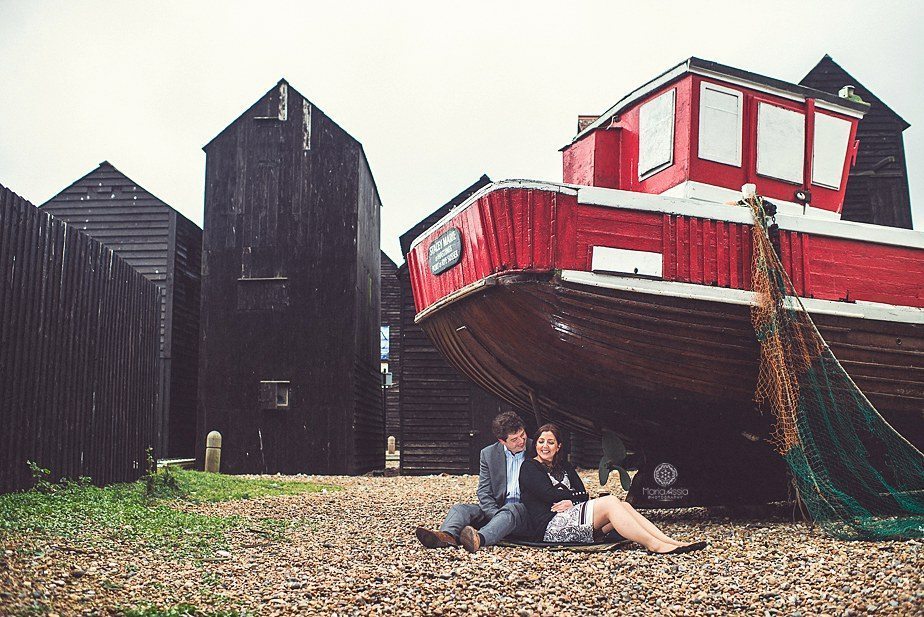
475, 438, 533, 519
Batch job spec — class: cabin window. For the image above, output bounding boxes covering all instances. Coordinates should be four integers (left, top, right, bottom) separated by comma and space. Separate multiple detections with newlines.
259, 381, 290, 410
638, 89, 676, 180
756, 103, 805, 184
698, 83, 742, 166
812, 112, 852, 189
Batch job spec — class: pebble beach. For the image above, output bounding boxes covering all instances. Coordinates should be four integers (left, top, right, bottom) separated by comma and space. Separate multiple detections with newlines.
2, 472, 922, 616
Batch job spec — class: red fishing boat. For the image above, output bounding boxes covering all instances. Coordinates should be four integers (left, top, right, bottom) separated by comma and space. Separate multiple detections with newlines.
407, 59, 923, 506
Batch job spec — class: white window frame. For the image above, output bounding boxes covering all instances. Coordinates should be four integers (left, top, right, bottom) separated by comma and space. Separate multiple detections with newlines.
756, 102, 805, 185
638, 89, 676, 181
811, 112, 852, 190
698, 82, 743, 167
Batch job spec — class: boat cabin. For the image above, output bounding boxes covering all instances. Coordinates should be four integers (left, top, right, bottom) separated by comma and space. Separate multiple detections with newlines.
562, 58, 869, 218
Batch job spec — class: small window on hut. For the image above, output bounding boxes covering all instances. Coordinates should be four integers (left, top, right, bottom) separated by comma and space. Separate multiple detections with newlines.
260, 381, 290, 410
812, 112, 852, 189
698, 83, 742, 166
237, 277, 289, 311
638, 89, 676, 180
756, 103, 805, 184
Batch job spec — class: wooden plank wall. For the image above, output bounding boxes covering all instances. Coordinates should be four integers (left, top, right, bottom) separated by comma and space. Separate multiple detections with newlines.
381, 252, 401, 447
397, 175, 522, 475
167, 213, 201, 457
199, 80, 381, 475
41, 162, 202, 458
0, 184, 159, 493
398, 266, 477, 474
800, 57, 913, 229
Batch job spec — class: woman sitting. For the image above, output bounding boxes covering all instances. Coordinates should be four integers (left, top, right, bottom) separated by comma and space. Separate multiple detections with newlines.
518, 423, 706, 555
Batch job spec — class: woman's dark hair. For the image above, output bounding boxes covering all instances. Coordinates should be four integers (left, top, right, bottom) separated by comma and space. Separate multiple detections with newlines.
535, 423, 565, 472
492, 411, 525, 441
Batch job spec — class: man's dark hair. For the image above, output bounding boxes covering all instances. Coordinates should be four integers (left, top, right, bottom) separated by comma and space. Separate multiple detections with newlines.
492, 411, 525, 441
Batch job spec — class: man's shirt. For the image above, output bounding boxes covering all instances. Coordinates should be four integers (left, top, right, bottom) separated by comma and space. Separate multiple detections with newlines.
504, 446, 525, 504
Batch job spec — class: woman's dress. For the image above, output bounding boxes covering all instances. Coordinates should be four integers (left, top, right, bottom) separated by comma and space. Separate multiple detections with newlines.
519, 458, 598, 543
542, 472, 596, 543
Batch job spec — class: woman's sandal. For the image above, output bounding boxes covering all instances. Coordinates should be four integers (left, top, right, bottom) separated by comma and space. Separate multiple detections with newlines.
647, 541, 707, 555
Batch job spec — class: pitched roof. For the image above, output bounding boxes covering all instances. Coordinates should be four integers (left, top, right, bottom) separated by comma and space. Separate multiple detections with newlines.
202, 78, 383, 209
40, 161, 198, 228
800, 55, 909, 131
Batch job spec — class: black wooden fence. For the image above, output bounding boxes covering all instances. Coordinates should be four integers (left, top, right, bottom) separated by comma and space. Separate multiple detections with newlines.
0, 184, 160, 493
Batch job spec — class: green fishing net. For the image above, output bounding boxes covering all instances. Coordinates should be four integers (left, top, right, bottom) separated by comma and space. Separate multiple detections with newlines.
748, 196, 924, 540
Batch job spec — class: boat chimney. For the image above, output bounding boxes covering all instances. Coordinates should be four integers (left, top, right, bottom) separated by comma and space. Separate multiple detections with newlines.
839, 85, 855, 99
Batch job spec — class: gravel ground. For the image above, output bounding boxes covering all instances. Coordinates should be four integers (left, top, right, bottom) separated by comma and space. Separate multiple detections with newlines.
2, 472, 922, 616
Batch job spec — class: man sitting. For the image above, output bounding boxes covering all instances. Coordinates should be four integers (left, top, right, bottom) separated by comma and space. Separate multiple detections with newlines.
415, 411, 532, 553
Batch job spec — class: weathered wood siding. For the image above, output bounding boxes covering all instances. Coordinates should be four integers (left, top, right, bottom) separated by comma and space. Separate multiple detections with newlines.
166, 213, 201, 457
801, 56, 913, 228
41, 163, 201, 457
199, 80, 382, 475
381, 252, 401, 447
398, 176, 524, 475
0, 184, 159, 493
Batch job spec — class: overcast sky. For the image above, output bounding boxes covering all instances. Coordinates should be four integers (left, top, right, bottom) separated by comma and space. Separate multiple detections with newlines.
1, 1, 921, 263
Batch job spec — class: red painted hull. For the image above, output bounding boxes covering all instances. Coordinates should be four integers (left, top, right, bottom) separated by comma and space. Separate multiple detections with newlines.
407, 182, 924, 503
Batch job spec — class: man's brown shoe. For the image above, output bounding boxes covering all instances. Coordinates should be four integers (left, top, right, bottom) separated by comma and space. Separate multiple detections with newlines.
460, 526, 483, 554
415, 527, 458, 548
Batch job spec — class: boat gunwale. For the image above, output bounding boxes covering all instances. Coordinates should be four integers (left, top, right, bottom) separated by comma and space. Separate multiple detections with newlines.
409, 181, 924, 256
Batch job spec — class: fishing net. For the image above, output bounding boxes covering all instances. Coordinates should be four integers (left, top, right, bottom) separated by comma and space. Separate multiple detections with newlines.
747, 195, 924, 540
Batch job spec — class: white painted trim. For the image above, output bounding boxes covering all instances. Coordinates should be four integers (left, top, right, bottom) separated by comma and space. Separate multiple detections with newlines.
814, 99, 865, 119
638, 89, 676, 180
756, 102, 805, 184
409, 180, 577, 251
698, 81, 743, 167
693, 68, 866, 120
578, 185, 924, 249
592, 246, 663, 278
659, 181, 807, 217
572, 61, 865, 144
559, 270, 924, 324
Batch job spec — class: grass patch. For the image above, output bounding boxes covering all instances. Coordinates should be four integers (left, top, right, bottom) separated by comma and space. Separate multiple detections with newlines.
172, 469, 330, 502
0, 469, 332, 558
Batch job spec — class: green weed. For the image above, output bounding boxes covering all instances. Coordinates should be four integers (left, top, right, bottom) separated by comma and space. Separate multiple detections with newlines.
0, 469, 333, 559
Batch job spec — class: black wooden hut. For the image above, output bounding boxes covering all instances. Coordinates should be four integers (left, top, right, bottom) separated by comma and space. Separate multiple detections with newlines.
1, 183, 159, 493
801, 55, 913, 228
41, 162, 201, 459
381, 251, 401, 447
397, 176, 535, 475
199, 79, 383, 475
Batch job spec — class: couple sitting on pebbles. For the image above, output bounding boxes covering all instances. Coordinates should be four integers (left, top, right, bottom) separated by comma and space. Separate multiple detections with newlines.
416, 412, 707, 555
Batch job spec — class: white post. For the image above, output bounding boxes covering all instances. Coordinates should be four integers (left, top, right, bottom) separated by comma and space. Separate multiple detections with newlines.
205, 431, 222, 473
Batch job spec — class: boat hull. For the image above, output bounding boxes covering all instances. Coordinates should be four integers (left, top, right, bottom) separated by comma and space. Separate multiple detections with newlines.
408, 181, 924, 505
419, 271, 923, 504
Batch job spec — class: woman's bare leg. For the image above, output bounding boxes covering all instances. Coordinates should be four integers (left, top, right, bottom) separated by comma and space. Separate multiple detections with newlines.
591, 496, 673, 552
621, 502, 687, 546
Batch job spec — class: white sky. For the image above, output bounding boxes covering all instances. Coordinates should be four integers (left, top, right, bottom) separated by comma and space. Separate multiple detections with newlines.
1, 1, 921, 263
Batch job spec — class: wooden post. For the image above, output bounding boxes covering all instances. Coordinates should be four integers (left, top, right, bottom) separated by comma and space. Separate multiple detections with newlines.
204, 431, 222, 473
